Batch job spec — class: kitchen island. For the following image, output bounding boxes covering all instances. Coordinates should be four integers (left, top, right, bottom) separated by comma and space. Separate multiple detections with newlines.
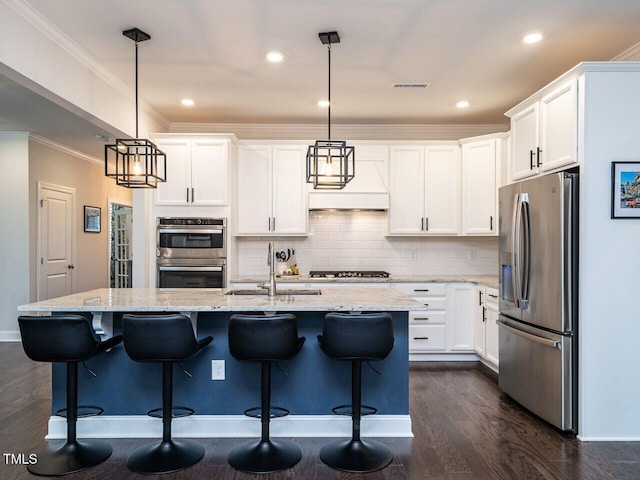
18, 288, 425, 439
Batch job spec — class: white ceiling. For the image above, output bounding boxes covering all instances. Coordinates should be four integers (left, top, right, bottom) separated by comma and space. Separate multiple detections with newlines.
2, 0, 640, 156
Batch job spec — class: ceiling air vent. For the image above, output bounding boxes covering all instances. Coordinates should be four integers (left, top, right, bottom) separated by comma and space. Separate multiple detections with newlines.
392, 82, 431, 89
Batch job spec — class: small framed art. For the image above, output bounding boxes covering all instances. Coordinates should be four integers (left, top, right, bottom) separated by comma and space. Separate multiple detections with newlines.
84, 206, 101, 233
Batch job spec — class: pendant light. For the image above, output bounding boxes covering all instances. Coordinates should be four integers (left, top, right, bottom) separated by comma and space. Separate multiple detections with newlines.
105, 28, 166, 188
306, 31, 355, 190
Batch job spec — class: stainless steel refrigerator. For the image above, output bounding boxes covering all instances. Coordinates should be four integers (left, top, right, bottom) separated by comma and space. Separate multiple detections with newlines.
498, 171, 578, 433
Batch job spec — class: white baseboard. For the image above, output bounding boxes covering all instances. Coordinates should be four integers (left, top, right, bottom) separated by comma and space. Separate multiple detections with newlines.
577, 435, 640, 442
409, 352, 478, 362
0, 331, 21, 342
46, 414, 413, 440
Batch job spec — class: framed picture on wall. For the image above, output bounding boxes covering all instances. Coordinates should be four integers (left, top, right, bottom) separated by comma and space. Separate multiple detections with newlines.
84, 206, 101, 233
611, 162, 640, 218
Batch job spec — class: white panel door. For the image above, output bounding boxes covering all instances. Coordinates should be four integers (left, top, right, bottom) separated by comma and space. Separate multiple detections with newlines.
38, 184, 75, 300
511, 103, 540, 180
191, 140, 229, 205
236, 145, 272, 234
389, 146, 425, 234
461, 139, 497, 235
424, 145, 460, 235
272, 145, 307, 234
154, 140, 191, 204
540, 79, 578, 172
446, 283, 475, 352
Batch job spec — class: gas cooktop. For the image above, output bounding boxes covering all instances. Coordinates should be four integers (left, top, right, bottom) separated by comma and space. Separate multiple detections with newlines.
309, 270, 390, 279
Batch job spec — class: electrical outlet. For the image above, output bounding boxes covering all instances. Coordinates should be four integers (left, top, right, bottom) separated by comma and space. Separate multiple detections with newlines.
211, 360, 225, 380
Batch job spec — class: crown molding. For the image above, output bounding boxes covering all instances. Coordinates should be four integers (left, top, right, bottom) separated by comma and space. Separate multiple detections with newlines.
169, 122, 509, 141
611, 41, 640, 61
2, 0, 170, 130
28, 133, 102, 166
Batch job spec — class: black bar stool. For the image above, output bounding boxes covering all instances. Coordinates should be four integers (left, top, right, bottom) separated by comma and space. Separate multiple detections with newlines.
18, 314, 122, 476
122, 314, 212, 475
317, 312, 395, 473
227, 313, 305, 474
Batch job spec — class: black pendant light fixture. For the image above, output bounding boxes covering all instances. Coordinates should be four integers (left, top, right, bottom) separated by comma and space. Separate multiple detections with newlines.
105, 28, 166, 188
306, 31, 355, 190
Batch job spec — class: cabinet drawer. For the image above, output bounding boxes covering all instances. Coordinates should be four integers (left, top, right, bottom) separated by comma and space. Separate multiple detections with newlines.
413, 296, 446, 310
394, 283, 446, 297
485, 287, 499, 307
410, 310, 446, 325
409, 325, 446, 351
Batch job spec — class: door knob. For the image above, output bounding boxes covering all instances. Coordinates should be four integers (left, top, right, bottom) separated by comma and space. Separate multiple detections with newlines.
68, 264, 75, 269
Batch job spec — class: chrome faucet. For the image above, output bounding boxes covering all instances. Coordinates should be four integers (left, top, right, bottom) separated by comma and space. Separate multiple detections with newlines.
258, 241, 277, 297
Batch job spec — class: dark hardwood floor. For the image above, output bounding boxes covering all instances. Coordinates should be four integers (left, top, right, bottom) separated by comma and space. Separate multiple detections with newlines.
1, 342, 639, 479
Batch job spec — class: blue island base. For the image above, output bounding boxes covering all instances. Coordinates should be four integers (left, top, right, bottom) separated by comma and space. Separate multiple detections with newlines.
49, 311, 411, 439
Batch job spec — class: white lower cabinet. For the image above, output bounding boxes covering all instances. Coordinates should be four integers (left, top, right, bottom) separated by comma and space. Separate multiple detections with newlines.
393, 282, 474, 357
474, 285, 499, 370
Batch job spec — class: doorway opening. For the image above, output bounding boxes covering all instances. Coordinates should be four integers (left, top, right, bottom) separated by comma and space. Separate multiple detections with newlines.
109, 202, 132, 288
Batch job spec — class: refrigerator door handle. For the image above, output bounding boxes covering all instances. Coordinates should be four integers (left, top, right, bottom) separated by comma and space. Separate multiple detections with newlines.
498, 320, 561, 349
520, 193, 531, 309
512, 193, 523, 307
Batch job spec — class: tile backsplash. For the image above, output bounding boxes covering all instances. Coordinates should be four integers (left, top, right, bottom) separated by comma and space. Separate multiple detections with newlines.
236, 211, 498, 276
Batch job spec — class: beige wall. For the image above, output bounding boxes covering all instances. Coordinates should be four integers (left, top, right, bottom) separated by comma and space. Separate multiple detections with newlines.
28, 138, 132, 300
0, 134, 30, 339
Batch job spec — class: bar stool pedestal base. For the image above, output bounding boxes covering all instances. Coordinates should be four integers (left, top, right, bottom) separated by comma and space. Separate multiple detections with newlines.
228, 439, 302, 474
127, 439, 204, 475
28, 440, 112, 476
319, 438, 393, 473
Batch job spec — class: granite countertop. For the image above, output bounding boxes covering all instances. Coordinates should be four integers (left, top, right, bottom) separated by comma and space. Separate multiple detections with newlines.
231, 274, 499, 290
17, 287, 427, 313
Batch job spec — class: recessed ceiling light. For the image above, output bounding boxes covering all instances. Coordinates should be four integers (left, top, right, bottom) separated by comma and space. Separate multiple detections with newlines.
523, 32, 543, 44
181, 98, 195, 106
317, 100, 330, 108
456, 100, 470, 109
266, 51, 284, 63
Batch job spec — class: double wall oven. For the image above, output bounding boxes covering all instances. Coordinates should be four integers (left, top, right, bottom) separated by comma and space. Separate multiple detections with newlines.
156, 217, 226, 289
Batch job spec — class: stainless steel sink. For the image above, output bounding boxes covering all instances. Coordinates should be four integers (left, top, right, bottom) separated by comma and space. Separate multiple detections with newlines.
225, 289, 321, 296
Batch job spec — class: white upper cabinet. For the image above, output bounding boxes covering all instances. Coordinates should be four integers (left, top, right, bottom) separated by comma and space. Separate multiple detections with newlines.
236, 143, 307, 236
153, 135, 231, 206
539, 80, 578, 172
389, 146, 425, 234
508, 79, 578, 181
511, 103, 540, 180
389, 144, 460, 235
460, 136, 502, 235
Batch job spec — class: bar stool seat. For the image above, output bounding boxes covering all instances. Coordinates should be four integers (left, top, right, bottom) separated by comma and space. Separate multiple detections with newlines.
122, 314, 212, 475
18, 314, 122, 476
317, 312, 395, 473
227, 313, 305, 474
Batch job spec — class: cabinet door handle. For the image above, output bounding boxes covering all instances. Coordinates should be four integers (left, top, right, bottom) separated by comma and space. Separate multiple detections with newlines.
490, 216, 494, 231
488, 293, 498, 298
421, 217, 424, 231
191, 187, 195, 202
413, 288, 430, 292
479, 290, 483, 306
268, 218, 271, 231
482, 307, 487, 322
272, 217, 276, 231
413, 337, 430, 340
530, 150, 535, 170
536, 147, 542, 167
414, 317, 430, 321
425, 217, 429, 231
186, 187, 190, 203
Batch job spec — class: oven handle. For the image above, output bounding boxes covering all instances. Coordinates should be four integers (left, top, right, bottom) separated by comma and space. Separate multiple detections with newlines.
158, 228, 223, 235
158, 266, 224, 272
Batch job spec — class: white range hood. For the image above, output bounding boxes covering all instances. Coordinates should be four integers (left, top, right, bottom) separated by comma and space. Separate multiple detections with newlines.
308, 161, 389, 210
